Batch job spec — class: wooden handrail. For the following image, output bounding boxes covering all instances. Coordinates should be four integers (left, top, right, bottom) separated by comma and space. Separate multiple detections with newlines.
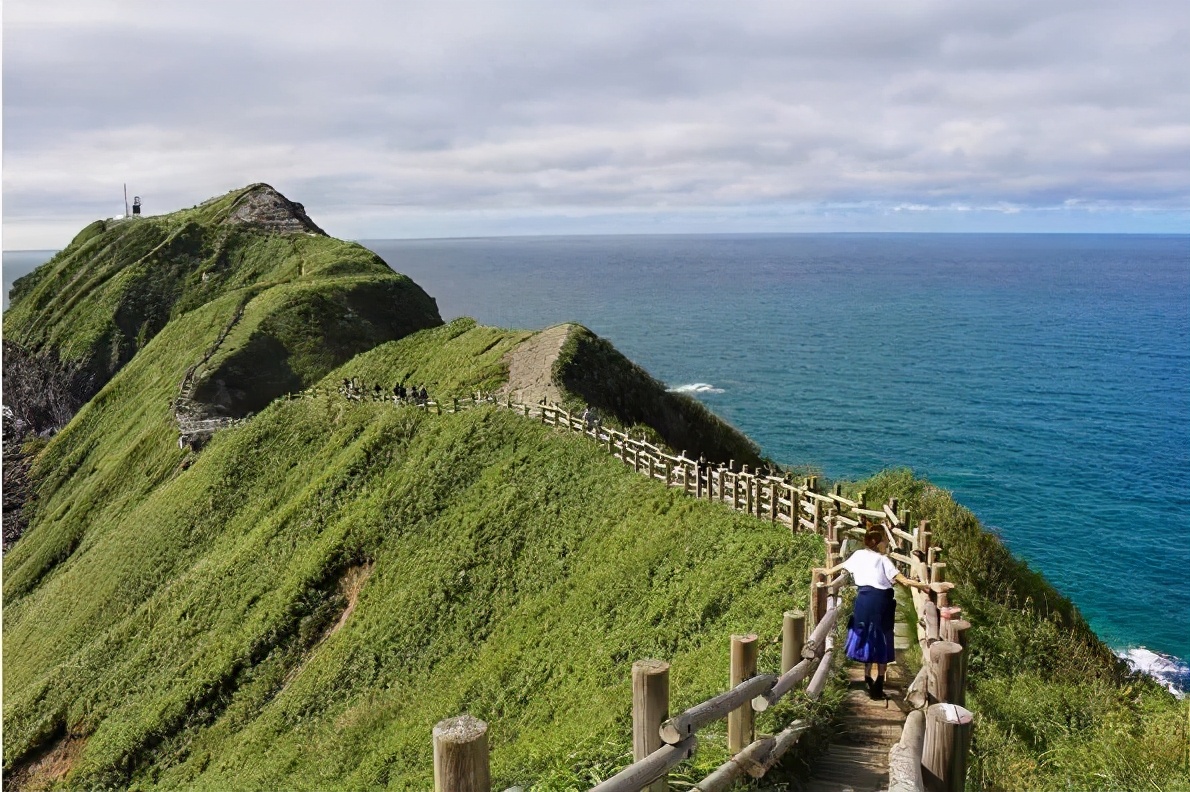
588, 737, 698, 792
658, 674, 778, 744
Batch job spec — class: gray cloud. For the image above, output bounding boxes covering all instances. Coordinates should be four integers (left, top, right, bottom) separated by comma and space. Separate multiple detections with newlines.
3, 0, 1188, 247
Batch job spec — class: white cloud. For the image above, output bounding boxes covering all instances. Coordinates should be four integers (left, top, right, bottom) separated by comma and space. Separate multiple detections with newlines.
3, 0, 1188, 247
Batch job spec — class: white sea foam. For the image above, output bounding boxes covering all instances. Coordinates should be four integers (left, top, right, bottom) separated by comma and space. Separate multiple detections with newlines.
668, 383, 725, 394
1117, 647, 1189, 698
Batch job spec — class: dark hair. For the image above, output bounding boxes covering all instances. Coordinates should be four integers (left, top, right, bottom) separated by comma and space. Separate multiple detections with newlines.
863, 529, 884, 550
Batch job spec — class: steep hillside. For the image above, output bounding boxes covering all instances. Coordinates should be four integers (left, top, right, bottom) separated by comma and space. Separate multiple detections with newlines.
331, 319, 764, 466
552, 325, 764, 466
3, 317, 826, 790
2, 184, 442, 431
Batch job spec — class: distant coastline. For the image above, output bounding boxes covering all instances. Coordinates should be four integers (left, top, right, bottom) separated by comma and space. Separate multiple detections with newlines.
2, 249, 58, 311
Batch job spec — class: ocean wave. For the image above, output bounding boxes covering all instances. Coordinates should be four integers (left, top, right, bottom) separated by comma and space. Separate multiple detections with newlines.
1117, 647, 1189, 698
668, 383, 725, 394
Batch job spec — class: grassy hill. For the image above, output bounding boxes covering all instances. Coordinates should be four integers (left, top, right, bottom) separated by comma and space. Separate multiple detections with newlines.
3, 318, 828, 790
3, 192, 812, 789
2, 184, 442, 429
331, 318, 765, 467
5, 191, 1186, 791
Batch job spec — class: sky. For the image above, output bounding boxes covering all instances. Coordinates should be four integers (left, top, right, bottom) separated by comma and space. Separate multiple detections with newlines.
3, 0, 1189, 249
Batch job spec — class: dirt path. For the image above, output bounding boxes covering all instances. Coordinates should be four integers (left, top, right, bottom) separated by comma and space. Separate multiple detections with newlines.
498, 324, 574, 406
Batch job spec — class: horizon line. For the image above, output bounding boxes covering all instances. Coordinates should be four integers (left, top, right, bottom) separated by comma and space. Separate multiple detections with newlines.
7, 228, 1189, 254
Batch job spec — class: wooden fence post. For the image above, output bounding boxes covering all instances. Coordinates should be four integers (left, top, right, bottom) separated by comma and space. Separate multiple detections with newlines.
928, 641, 965, 706
942, 618, 970, 648
743, 467, 753, 514
922, 703, 974, 792
727, 634, 758, 753
633, 660, 671, 792
809, 568, 828, 629
433, 715, 491, 792
782, 611, 806, 674
931, 561, 949, 607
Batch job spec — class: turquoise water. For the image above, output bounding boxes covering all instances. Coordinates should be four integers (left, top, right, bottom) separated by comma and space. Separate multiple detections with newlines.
6, 235, 1189, 674
361, 234, 1190, 669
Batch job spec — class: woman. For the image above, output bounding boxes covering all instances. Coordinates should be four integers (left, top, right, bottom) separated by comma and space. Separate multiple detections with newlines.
823, 528, 950, 699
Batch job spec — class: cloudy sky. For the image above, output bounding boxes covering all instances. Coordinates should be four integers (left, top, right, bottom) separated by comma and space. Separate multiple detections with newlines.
3, 0, 1188, 248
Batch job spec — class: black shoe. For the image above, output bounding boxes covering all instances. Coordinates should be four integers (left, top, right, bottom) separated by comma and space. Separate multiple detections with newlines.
864, 674, 875, 696
870, 676, 885, 700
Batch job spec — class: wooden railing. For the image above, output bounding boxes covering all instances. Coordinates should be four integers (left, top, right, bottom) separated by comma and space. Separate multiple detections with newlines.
245, 386, 975, 792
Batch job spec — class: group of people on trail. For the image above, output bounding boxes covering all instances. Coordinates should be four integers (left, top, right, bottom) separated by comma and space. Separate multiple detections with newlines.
823, 522, 952, 701
339, 378, 429, 405
391, 381, 429, 403
580, 406, 602, 436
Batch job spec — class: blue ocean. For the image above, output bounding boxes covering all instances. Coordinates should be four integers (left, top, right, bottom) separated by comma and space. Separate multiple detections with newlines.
6, 234, 1189, 686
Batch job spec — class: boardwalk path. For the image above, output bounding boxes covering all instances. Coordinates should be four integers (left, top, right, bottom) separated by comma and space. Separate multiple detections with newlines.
802, 623, 914, 792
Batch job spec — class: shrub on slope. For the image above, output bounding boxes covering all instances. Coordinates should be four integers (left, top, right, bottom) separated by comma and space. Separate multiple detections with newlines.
857, 468, 1188, 791
553, 325, 764, 466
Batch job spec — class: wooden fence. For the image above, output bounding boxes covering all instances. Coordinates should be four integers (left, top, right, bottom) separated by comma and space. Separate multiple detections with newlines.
257, 385, 975, 792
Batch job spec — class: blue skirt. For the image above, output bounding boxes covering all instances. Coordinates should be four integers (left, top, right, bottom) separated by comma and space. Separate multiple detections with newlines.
845, 586, 896, 664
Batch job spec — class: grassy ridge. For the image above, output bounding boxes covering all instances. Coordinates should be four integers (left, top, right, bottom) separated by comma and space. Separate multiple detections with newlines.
328, 318, 534, 396
4, 319, 834, 789
3, 185, 442, 422
855, 469, 1189, 791
553, 326, 764, 466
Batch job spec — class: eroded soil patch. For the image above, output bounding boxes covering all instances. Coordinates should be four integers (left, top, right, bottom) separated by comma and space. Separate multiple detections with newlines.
5, 735, 86, 792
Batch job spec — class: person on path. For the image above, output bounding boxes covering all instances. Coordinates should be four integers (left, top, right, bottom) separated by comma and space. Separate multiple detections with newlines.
822, 527, 951, 700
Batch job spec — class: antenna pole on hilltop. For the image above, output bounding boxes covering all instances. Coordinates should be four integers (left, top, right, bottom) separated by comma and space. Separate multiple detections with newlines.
124, 183, 129, 217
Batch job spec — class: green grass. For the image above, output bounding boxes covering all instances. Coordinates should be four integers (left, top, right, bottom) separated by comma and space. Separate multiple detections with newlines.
329, 318, 534, 397
3, 184, 442, 414
4, 315, 839, 790
10, 193, 1184, 791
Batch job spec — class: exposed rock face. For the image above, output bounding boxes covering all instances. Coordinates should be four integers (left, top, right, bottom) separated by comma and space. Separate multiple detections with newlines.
1, 340, 95, 435
223, 184, 327, 235
3, 411, 34, 553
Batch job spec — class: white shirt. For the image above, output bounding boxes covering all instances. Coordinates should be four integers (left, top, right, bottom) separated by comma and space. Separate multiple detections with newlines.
843, 548, 899, 590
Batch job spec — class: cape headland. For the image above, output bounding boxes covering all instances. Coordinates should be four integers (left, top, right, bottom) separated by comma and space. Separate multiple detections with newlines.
2, 186, 1185, 791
